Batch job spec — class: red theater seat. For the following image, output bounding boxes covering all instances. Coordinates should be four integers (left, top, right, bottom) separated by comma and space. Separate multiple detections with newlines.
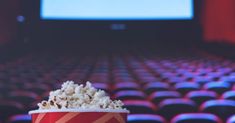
92, 82, 110, 92
186, 91, 218, 106
114, 90, 146, 100
114, 82, 140, 92
8, 91, 38, 106
227, 115, 235, 123
144, 82, 169, 94
201, 100, 235, 121
222, 91, 235, 100
158, 99, 197, 119
149, 91, 181, 105
123, 100, 156, 114
25, 84, 49, 95
171, 113, 222, 123
174, 82, 200, 95
203, 82, 231, 94
7, 114, 31, 123
193, 76, 212, 86
0, 101, 24, 122
128, 114, 165, 123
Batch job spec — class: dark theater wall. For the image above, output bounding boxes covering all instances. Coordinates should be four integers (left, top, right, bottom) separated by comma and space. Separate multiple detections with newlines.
2, 1, 235, 46
0, 1, 20, 45
202, 0, 235, 44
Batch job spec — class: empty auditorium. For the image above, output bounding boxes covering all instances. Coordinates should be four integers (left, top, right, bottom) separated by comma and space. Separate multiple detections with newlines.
1, 0, 235, 123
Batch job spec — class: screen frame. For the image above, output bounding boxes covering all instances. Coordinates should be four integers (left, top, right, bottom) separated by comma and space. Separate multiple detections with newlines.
39, 0, 194, 21
29, 0, 197, 30
24, 0, 202, 47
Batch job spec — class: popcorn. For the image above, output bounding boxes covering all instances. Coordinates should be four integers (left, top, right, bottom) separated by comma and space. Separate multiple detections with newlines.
38, 81, 126, 110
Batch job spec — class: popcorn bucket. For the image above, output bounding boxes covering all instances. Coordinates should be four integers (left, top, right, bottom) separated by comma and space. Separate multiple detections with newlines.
29, 109, 129, 123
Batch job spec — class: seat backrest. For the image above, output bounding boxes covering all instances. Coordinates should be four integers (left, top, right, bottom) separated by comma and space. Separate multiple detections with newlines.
149, 91, 181, 104
144, 82, 169, 94
92, 83, 109, 91
9, 91, 38, 100
8, 114, 31, 123
203, 82, 230, 94
0, 101, 24, 122
201, 100, 235, 121
174, 82, 200, 95
171, 113, 222, 123
128, 114, 165, 123
8, 91, 38, 105
222, 91, 235, 100
124, 100, 156, 114
158, 99, 197, 119
186, 91, 218, 105
114, 82, 139, 92
114, 90, 145, 100
227, 115, 235, 123
26, 85, 50, 95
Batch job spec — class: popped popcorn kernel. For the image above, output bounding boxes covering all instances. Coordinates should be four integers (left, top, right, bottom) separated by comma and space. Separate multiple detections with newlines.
38, 81, 126, 110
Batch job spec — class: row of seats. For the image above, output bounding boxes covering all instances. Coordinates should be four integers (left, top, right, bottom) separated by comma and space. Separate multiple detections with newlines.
2, 83, 235, 109
1, 81, 235, 100
2, 80, 235, 95
5, 113, 235, 123
124, 99, 235, 120
0, 50, 235, 122
2, 89, 235, 112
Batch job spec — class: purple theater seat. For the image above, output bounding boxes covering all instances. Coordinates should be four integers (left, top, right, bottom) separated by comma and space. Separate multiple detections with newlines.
203, 82, 230, 94
123, 100, 156, 114
223, 91, 235, 100
92, 82, 109, 92
171, 113, 222, 123
41, 91, 50, 100
128, 114, 165, 123
8, 114, 31, 123
25, 84, 49, 95
221, 76, 235, 85
167, 77, 185, 85
0, 101, 24, 122
27, 101, 39, 111
8, 91, 38, 106
113, 76, 135, 82
227, 115, 235, 123
175, 82, 200, 95
158, 99, 197, 119
144, 82, 169, 94
201, 100, 235, 121
149, 91, 181, 105
114, 90, 145, 100
114, 82, 139, 92
113, 72, 131, 77
186, 91, 218, 106
138, 76, 158, 83
193, 76, 213, 85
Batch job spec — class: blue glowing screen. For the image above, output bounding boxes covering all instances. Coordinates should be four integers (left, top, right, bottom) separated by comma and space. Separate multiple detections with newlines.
41, 0, 193, 20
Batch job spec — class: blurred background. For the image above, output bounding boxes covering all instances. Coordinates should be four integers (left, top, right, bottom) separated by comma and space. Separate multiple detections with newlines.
1, 0, 235, 123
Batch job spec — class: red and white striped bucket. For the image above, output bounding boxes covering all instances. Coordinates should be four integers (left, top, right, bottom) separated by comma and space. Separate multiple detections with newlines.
29, 109, 129, 123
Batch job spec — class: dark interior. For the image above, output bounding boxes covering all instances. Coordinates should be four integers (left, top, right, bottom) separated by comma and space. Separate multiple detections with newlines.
1, 0, 235, 123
